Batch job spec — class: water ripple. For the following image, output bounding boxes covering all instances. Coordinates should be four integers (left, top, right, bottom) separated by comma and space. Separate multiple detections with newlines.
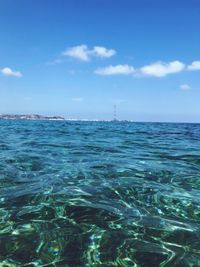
0, 120, 200, 266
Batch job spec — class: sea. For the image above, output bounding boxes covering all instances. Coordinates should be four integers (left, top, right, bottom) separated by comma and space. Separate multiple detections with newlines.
0, 120, 199, 267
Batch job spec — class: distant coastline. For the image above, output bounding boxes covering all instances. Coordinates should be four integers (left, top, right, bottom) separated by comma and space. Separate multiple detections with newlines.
0, 115, 198, 124
0, 114, 65, 121
0, 114, 134, 122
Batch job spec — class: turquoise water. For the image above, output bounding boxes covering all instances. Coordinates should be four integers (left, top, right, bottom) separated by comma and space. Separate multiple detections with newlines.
0, 120, 200, 267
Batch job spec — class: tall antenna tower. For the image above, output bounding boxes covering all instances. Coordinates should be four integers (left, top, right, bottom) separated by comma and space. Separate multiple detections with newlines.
113, 104, 117, 121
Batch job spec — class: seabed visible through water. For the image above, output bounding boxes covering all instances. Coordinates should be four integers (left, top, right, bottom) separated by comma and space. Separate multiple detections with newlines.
0, 120, 200, 266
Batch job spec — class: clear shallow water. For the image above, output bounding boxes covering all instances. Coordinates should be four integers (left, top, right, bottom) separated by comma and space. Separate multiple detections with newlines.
0, 120, 200, 267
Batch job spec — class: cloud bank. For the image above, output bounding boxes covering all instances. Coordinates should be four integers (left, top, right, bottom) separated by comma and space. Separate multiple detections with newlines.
95, 60, 200, 77
50, 44, 200, 79
1, 67, 22, 78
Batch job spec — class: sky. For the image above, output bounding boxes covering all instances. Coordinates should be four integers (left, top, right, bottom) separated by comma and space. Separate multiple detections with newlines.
0, 0, 200, 122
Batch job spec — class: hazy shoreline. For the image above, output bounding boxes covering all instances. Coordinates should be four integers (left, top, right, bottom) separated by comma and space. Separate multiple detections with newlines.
0, 114, 199, 124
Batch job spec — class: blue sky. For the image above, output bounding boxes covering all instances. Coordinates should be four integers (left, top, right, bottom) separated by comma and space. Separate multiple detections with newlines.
0, 0, 200, 122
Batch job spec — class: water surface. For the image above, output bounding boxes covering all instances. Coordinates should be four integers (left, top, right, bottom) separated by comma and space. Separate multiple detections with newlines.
0, 120, 200, 266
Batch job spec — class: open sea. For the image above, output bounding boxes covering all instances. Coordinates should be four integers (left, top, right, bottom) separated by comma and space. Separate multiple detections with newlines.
0, 120, 199, 267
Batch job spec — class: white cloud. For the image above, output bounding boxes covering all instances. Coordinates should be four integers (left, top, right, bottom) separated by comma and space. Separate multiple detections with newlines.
92, 46, 116, 58
140, 61, 185, 77
62, 44, 116, 61
1, 67, 22, 78
62, 45, 90, 61
72, 97, 84, 102
187, 61, 200, 71
95, 64, 135, 75
180, 84, 191, 91
95, 61, 188, 77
